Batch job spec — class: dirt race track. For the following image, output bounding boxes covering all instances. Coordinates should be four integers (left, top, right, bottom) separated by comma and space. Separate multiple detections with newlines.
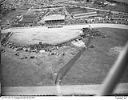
1, 26, 82, 45
2, 24, 128, 45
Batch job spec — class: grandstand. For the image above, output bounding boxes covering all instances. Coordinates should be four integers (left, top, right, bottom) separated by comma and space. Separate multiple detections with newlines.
39, 14, 65, 25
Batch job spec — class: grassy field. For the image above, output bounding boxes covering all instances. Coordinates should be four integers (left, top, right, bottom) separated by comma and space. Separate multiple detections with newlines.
62, 27, 128, 85
1, 27, 128, 86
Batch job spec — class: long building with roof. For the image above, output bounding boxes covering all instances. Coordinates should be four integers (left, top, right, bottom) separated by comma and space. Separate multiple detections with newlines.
39, 14, 65, 25
66, 6, 98, 19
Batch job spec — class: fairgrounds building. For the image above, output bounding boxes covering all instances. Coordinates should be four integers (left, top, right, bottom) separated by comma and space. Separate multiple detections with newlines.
66, 7, 98, 19
39, 14, 65, 25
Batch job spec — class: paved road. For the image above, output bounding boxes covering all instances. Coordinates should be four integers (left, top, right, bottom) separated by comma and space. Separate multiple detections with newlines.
2, 24, 128, 33
62, 23, 128, 30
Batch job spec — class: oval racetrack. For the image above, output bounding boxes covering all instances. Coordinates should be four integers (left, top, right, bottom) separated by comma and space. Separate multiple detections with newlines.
2, 24, 128, 45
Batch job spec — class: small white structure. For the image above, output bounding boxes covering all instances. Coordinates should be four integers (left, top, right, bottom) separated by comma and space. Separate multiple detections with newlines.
44, 14, 65, 21
39, 50, 46, 53
71, 40, 86, 47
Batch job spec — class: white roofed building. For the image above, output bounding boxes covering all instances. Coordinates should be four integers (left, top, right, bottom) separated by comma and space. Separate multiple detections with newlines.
39, 14, 65, 25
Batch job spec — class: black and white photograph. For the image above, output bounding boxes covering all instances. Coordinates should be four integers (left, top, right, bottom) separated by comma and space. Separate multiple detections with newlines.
0, 0, 128, 97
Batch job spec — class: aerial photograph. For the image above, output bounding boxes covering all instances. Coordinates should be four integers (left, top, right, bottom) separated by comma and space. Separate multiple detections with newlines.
1, 0, 128, 96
